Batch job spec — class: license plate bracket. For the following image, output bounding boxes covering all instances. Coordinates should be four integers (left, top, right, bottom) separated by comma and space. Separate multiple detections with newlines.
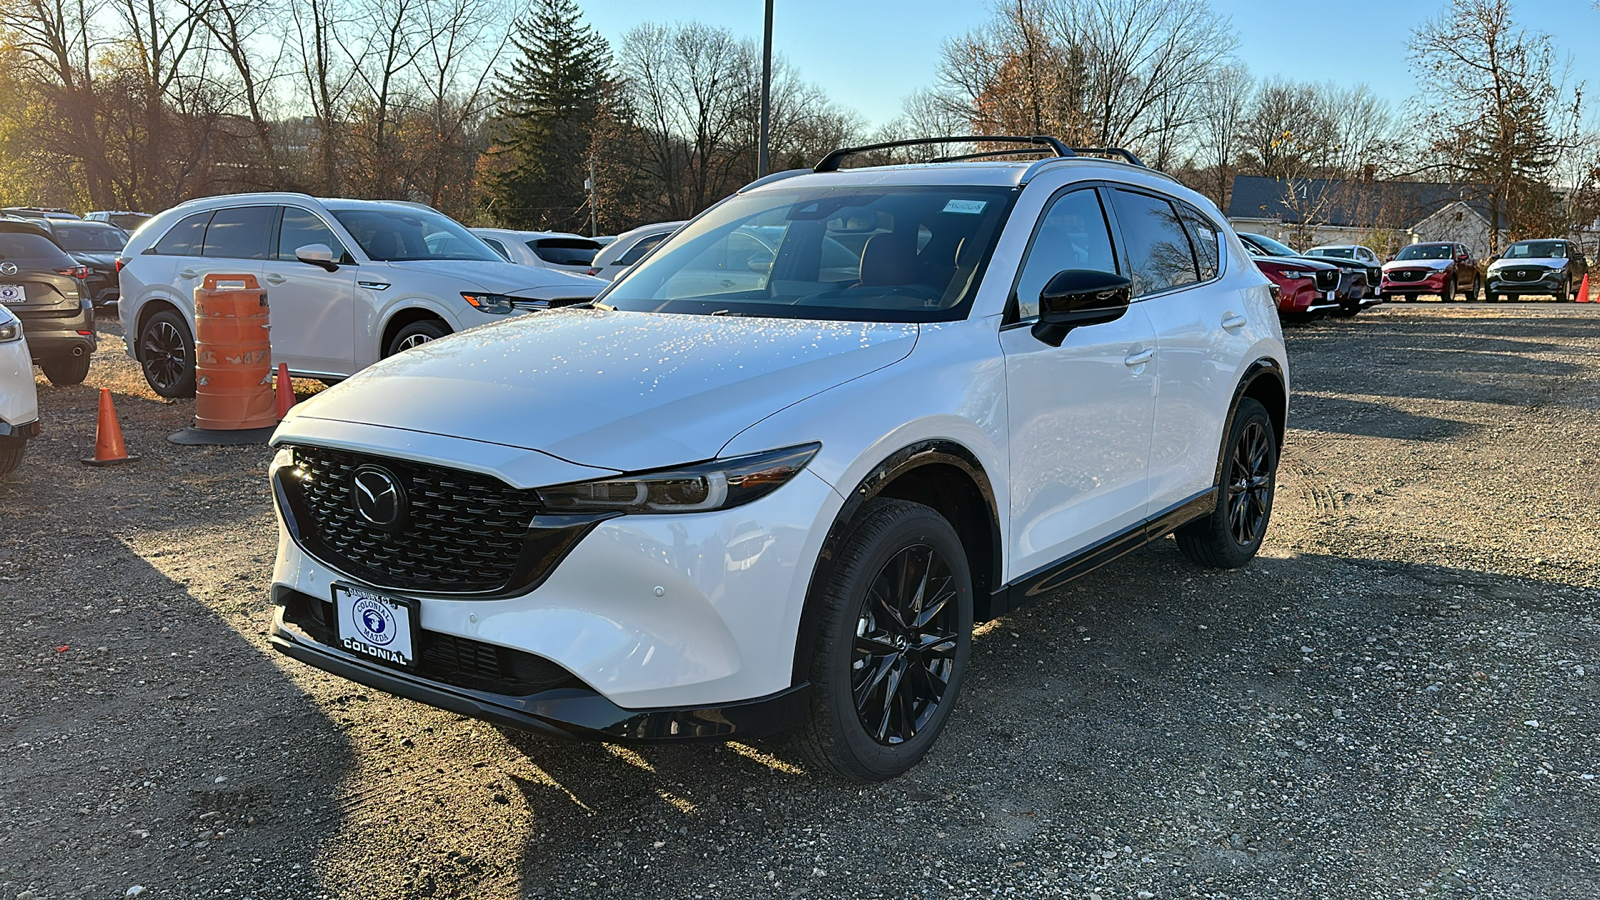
0, 284, 25, 304
332, 584, 418, 669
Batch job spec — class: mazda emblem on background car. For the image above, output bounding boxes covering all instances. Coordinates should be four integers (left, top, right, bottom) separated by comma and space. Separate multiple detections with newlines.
351, 466, 406, 528
0, 263, 16, 275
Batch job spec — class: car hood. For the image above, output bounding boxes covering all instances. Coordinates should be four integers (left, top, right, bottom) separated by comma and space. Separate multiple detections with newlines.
380, 259, 607, 297
284, 307, 919, 472
1254, 254, 1337, 270
1384, 259, 1452, 271
1299, 255, 1368, 271
1488, 257, 1567, 269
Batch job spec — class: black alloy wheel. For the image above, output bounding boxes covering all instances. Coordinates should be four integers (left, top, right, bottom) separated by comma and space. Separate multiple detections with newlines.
797, 498, 973, 782
1175, 397, 1278, 569
1225, 419, 1274, 548
139, 308, 196, 398
850, 544, 962, 746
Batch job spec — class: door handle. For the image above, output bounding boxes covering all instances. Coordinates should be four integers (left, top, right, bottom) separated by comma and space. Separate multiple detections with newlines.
178, 270, 198, 280
264, 274, 287, 285
1124, 349, 1154, 367
1221, 313, 1248, 329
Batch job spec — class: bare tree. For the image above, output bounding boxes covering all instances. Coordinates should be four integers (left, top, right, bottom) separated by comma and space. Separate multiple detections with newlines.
1193, 63, 1252, 209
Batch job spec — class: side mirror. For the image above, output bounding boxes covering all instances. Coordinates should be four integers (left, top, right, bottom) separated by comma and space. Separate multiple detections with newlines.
1385, 255, 1395, 263
1031, 270, 1132, 347
747, 251, 774, 272
296, 243, 339, 272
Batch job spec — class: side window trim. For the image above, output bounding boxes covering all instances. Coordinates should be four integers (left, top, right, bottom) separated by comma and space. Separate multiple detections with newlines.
1002, 181, 1121, 326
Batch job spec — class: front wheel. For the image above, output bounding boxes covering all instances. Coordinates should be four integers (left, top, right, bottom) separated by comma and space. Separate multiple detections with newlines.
796, 498, 973, 782
1464, 277, 1480, 302
138, 308, 196, 398
1441, 279, 1457, 302
1175, 398, 1278, 569
384, 319, 451, 357
41, 353, 91, 386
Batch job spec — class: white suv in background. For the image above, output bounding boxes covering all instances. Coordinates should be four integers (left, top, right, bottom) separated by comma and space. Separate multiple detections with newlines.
0, 307, 40, 478
118, 194, 607, 397
267, 138, 1289, 782
586, 220, 686, 280
470, 228, 605, 275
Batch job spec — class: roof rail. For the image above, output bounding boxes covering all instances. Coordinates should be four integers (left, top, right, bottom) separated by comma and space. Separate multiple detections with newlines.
1069, 147, 1147, 167
814, 135, 1073, 172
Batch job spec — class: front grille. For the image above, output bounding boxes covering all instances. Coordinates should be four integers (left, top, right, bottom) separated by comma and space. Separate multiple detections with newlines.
1368, 266, 1382, 284
279, 591, 579, 695
1314, 269, 1339, 289
511, 297, 592, 312
1389, 269, 1428, 282
1503, 266, 1547, 282
283, 446, 541, 593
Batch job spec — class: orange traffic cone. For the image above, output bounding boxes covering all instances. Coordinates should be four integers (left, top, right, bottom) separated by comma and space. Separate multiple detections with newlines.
1579, 273, 1591, 303
275, 362, 295, 420
81, 388, 138, 465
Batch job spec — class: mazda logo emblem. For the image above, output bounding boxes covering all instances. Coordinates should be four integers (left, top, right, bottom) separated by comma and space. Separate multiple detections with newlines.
351, 466, 406, 530
0, 263, 15, 276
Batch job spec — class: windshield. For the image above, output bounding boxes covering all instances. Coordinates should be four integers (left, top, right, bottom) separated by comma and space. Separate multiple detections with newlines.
602, 185, 1016, 323
53, 224, 127, 252
1503, 241, 1565, 259
1396, 244, 1453, 260
330, 208, 501, 262
1246, 233, 1298, 256
1309, 247, 1352, 259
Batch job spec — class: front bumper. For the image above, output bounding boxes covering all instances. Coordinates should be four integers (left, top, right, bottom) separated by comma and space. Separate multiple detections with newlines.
1382, 271, 1448, 295
18, 301, 96, 361
1486, 272, 1566, 295
270, 453, 843, 712
269, 604, 810, 740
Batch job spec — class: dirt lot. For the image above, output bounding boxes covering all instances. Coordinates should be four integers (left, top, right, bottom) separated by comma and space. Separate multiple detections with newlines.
2, 302, 1598, 899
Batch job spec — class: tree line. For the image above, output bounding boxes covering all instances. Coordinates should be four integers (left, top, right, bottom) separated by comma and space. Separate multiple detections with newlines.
0, 0, 1594, 248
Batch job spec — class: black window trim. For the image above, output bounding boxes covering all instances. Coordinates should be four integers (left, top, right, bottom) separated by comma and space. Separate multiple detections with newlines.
1001, 181, 1124, 328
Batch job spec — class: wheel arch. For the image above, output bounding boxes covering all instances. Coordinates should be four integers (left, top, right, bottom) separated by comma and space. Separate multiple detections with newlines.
1218, 358, 1288, 485
379, 305, 453, 357
131, 297, 190, 362
791, 440, 1003, 685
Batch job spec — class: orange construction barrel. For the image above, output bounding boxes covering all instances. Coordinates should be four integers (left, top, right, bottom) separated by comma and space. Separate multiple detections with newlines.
193, 274, 276, 430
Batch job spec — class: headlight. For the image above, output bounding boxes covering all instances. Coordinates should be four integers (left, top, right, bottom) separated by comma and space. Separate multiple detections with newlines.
539, 443, 821, 514
0, 318, 21, 342
461, 292, 515, 313
1281, 270, 1313, 280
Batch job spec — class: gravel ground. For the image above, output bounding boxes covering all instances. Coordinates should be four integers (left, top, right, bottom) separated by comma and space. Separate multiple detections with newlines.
1, 302, 1598, 899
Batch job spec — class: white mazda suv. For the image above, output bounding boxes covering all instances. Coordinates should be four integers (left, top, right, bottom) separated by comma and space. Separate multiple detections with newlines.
118, 194, 607, 397
267, 138, 1289, 781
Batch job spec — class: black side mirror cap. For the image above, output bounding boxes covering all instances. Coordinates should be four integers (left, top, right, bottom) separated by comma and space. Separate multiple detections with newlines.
1030, 270, 1133, 347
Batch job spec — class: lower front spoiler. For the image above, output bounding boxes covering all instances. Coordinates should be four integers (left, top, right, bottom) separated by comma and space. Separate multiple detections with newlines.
268, 608, 811, 742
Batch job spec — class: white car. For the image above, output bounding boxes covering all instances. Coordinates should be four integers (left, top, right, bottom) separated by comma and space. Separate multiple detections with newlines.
470, 228, 606, 275
267, 138, 1289, 781
0, 306, 40, 478
118, 194, 607, 397
585, 220, 686, 280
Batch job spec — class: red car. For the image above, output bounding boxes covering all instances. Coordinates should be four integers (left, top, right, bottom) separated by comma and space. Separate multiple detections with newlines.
1251, 255, 1343, 321
1381, 242, 1481, 302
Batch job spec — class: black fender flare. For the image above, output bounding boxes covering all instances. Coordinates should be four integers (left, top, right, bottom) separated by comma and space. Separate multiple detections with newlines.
1212, 357, 1288, 488
789, 440, 1002, 685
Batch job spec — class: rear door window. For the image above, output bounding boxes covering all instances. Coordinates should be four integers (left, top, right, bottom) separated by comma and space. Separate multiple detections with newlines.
202, 206, 276, 260
617, 233, 669, 265
1177, 205, 1220, 282
1109, 190, 1199, 297
153, 212, 212, 256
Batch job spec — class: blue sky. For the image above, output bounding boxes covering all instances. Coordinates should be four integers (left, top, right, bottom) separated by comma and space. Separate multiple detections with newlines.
577, 0, 1600, 128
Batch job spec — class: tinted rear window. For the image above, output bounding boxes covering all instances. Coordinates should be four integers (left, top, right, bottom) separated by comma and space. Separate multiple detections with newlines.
53, 225, 128, 252
0, 232, 75, 264
1110, 189, 1199, 296
617, 232, 669, 265
153, 212, 212, 256
529, 238, 601, 265
202, 206, 277, 259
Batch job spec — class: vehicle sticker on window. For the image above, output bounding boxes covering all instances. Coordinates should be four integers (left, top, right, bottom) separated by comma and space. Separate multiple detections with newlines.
943, 199, 987, 215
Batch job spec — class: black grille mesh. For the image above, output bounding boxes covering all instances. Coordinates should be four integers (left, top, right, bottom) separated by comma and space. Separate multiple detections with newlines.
1314, 269, 1339, 289
287, 446, 540, 593
1390, 269, 1428, 282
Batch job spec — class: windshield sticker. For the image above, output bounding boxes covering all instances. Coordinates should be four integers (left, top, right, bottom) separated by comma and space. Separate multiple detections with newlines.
943, 199, 987, 215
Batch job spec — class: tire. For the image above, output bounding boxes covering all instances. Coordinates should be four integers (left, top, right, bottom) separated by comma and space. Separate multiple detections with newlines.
40, 353, 90, 386
0, 445, 22, 478
1560, 277, 1572, 302
1441, 278, 1457, 302
1175, 398, 1278, 569
138, 308, 196, 398
384, 318, 451, 357
795, 498, 973, 782
1465, 277, 1480, 302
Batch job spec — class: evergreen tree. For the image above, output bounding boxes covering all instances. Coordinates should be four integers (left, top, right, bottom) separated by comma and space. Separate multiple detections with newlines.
483, 0, 612, 231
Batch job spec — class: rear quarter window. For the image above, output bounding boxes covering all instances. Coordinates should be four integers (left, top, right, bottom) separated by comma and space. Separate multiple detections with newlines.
152, 212, 212, 256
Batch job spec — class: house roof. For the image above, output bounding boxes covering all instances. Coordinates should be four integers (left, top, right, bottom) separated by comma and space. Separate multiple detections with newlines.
1227, 175, 1491, 229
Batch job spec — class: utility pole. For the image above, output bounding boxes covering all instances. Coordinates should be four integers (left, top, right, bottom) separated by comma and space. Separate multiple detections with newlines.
587, 157, 598, 237
758, 0, 773, 178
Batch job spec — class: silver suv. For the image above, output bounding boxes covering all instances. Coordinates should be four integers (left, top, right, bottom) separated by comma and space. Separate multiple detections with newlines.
118, 194, 607, 397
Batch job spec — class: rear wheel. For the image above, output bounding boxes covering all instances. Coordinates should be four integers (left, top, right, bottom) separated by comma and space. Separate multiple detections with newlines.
796, 498, 973, 782
1175, 398, 1278, 569
138, 308, 196, 398
41, 353, 90, 386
